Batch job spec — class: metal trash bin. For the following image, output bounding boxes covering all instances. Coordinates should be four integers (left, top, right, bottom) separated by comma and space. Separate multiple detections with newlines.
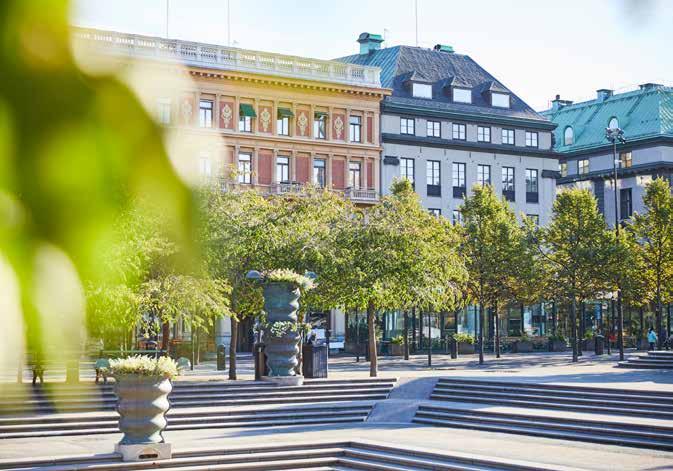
302, 344, 328, 378
216, 344, 227, 371
594, 335, 605, 355
449, 337, 457, 359
254, 343, 268, 380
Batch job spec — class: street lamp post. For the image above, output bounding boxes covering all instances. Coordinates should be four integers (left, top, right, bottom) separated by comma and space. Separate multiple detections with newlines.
606, 126, 627, 361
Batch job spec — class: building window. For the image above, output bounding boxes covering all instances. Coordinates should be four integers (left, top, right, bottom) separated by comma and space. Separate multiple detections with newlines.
608, 117, 619, 130
412, 83, 432, 99
477, 164, 491, 186
400, 118, 415, 135
314, 114, 326, 139
426, 120, 440, 138
525, 131, 538, 148
453, 88, 472, 104
276, 156, 290, 183
313, 158, 326, 187
199, 100, 213, 128
491, 92, 510, 108
620, 188, 633, 220
429, 208, 441, 217
620, 151, 632, 168
578, 159, 589, 175
452, 209, 463, 225
427, 160, 441, 196
348, 162, 361, 188
198, 153, 211, 177
239, 116, 252, 132
157, 98, 171, 124
477, 126, 491, 143
502, 166, 515, 201
560, 162, 568, 177
400, 157, 415, 183
452, 123, 466, 140
238, 153, 251, 184
564, 126, 574, 146
277, 116, 290, 136
349, 115, 361, 142
452, 162, 466, 198
502, 128, 515, 145
527, 214, 540, 226
526, 169, 539, 203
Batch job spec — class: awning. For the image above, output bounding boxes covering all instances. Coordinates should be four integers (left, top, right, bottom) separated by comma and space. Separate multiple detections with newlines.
239, 103, 257, 118
314, 111, 328, 118
277, 108, 294, 118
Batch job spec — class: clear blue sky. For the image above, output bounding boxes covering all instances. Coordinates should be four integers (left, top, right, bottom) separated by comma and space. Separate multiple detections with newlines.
72, 0, 673, 111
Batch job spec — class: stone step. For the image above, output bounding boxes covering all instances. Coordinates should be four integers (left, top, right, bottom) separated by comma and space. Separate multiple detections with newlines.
0, 441, 576, 471
618, 361, 673, 369
430, 392, 673, 419
647, 351, 673, 357
434, 382, 673, 404
434, 378, 673, 398
414, 406, 673, 450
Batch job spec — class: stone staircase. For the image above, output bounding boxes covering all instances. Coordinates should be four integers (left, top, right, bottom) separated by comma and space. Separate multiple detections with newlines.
0, 378, 396, 415
0, 440, 586, 470
428, 378, 673, 418
412, 378, 673, 450
619, 350, 673, 369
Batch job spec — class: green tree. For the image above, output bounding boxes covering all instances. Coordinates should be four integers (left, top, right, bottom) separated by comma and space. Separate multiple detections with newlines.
334, 179, 466, 376
535, 189, 613, 362
630, 177, 673, 347
460, 185, 527, 364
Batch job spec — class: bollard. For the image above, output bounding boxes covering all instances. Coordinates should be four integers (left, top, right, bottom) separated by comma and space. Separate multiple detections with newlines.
449, 337, 457, 359
254, 343, 267, 380
216, 344, 227, 371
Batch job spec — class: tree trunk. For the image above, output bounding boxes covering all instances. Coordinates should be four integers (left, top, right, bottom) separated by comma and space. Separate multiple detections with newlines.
403, 310, 409, 360
571, 296, 578, 362
639, 306, 645, 342
478, 302, 484, 365
229, 317, 238, 380
427, 312, 432, 367
617, 295, 624, 360
656, 277, 663, 349
160, 321, 170, 353
367, 303, 377, 377
494, 302, 500, 359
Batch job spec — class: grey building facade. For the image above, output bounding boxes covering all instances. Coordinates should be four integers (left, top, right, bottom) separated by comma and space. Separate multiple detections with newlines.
338, 33, 559, 225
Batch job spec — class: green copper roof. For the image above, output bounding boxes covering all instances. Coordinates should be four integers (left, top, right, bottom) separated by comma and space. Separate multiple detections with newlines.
542, 85, 673, 153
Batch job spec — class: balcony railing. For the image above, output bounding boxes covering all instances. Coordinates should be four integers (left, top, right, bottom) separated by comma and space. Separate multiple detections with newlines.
269, 182, 304, 195
345, 187, 379, 203
72, 28, 382, 88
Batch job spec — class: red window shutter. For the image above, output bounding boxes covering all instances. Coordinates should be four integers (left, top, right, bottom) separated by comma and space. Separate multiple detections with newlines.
296, 156, 310, 183
367, 161, 374, 189
332, 160, 345, 189
258, 150, 273, 185
366, 116, 373, 143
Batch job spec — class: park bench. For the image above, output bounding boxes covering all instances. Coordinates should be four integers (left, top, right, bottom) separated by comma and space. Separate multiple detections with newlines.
25, 352, 82, 385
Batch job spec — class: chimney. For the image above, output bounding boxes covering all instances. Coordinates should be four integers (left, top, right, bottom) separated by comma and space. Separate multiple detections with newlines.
551, 94, 573, 111
433, 44, 454, 53
639, 82, 663, 90
596, 89, 613, 102
357, 32, 384, 55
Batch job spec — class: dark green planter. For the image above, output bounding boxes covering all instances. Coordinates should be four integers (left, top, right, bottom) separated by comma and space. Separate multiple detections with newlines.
457, 342, 475, 354
115, 375, 172, 445
263, 282, 301, 377
513, 340, 533, 353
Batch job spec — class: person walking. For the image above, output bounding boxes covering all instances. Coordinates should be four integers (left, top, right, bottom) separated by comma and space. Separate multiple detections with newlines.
647, 328, 658, 351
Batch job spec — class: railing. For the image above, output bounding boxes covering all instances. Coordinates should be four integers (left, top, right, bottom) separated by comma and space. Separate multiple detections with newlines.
72, 28, 382, 88
344, 187, 379, 203
269, 182, 304, 195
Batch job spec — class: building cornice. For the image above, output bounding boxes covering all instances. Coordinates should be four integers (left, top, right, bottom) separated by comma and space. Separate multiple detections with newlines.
558, 135, 673, 161
558, 161, 673, 184
382, 102, 557, 131
381, 133, 560, 159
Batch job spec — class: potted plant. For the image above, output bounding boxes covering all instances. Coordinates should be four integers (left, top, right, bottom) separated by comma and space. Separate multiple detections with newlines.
389, 335, 404, 356
513, 333, 533, 353
106, 355, 179, 461
547, 333, 567, 352
453, 333, 476, 354
247, 269, 315, 386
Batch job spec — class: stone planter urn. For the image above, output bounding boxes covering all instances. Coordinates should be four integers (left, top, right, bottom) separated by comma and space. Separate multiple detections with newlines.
114, 375, 172, 461
457, 342, 475, 354
263, 281, 303, 386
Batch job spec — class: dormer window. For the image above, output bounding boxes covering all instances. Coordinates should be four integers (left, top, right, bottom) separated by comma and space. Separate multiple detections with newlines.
412, 83, 432, 99
452, 88, 472, 104
564, 126, 574, 146
491, 92, 510, 108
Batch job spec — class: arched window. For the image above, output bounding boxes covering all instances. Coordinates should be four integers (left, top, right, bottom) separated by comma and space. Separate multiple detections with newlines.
608, 117, 619, 130
564, 126, 574, 146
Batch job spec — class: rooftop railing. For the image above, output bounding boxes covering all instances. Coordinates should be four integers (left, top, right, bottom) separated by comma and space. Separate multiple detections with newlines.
72, 28, 382, 88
